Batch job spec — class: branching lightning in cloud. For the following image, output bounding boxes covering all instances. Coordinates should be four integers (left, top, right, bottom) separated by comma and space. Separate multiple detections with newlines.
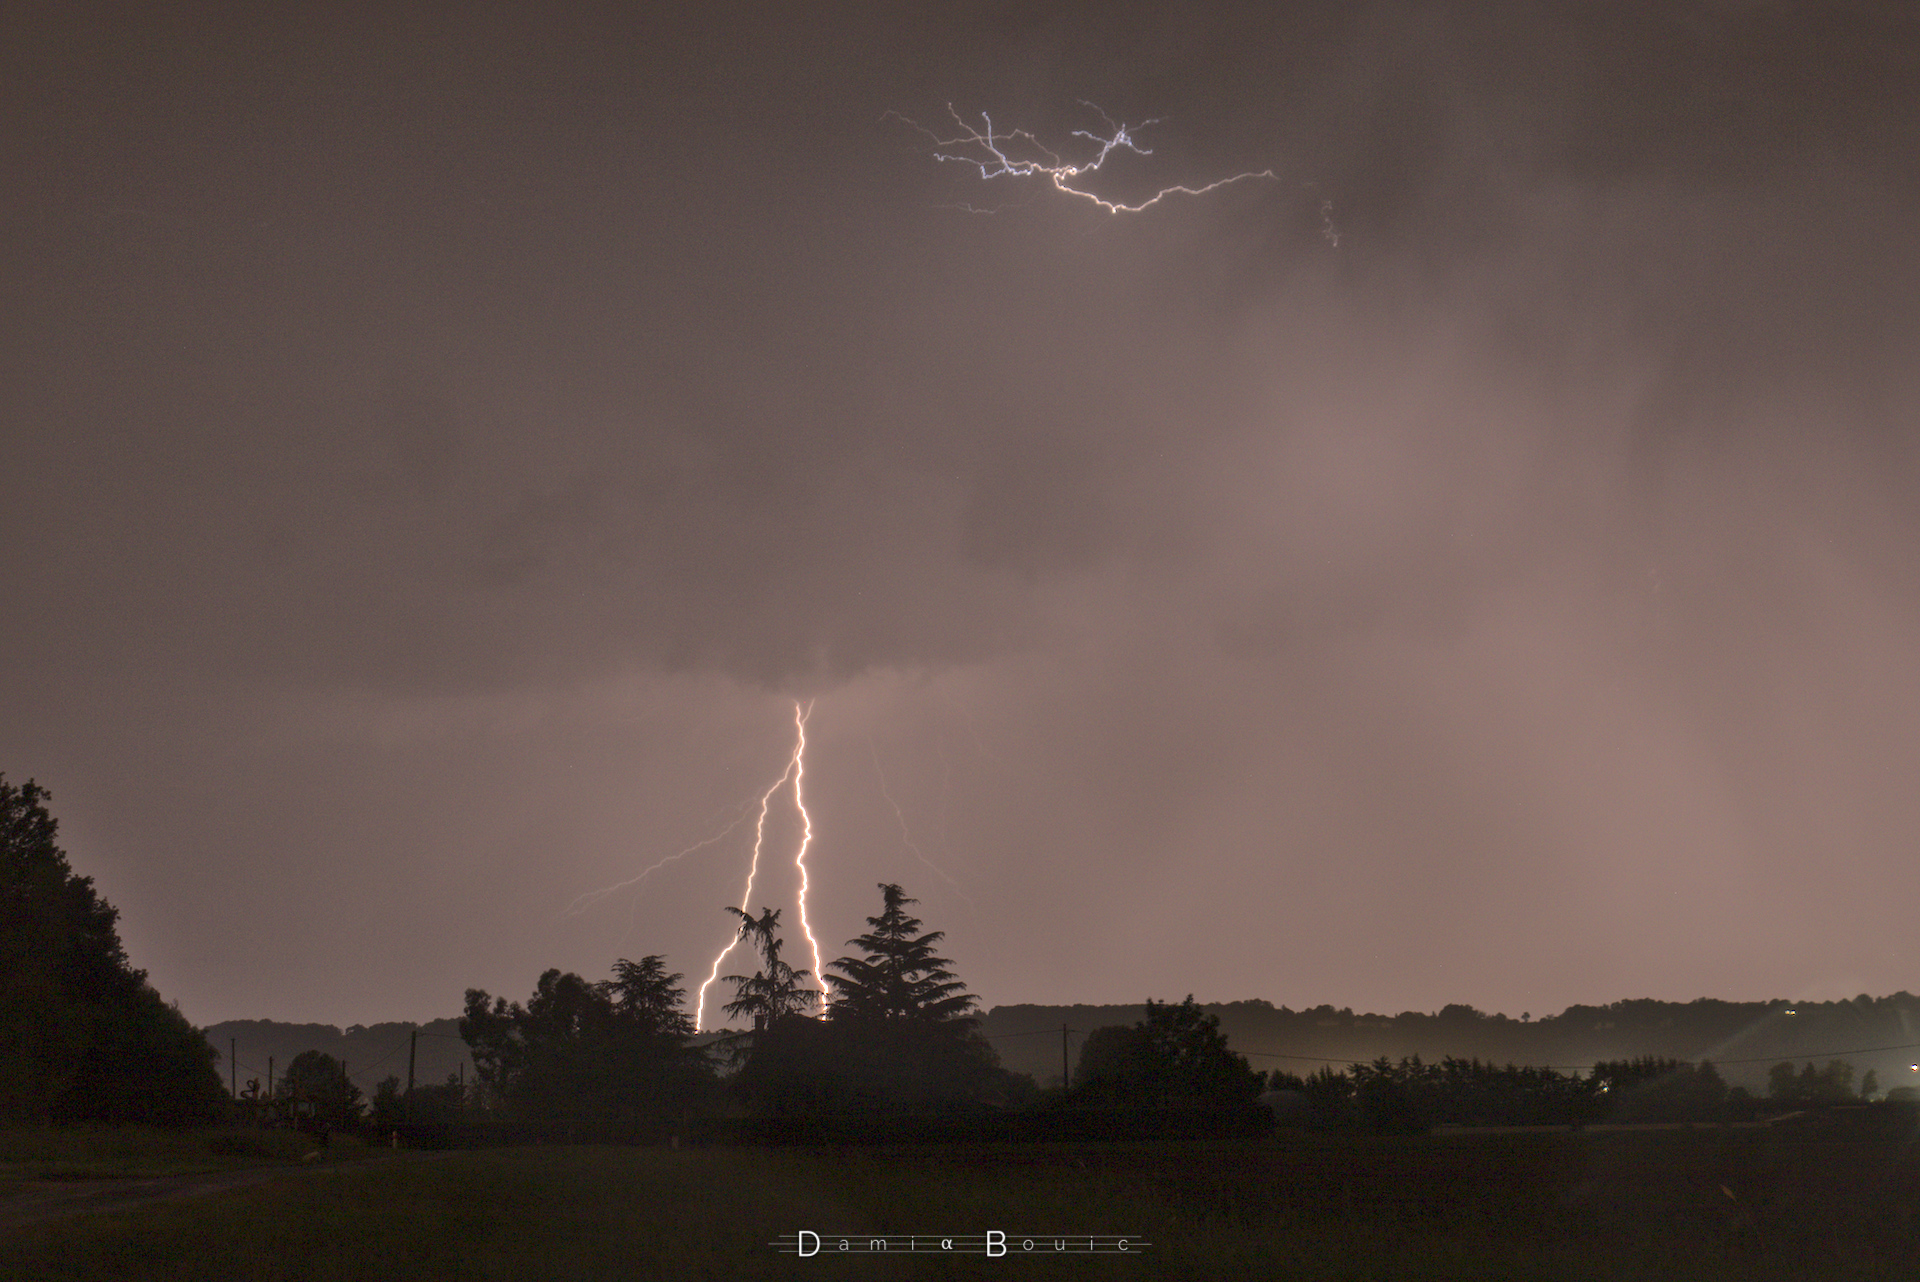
888, 102, 1279, 214
561, 805, 756, 921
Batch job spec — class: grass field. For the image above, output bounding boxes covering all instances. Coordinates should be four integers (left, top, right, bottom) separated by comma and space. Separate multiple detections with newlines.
4, 1124, 1919, 1279
0, 1125, 375, 1188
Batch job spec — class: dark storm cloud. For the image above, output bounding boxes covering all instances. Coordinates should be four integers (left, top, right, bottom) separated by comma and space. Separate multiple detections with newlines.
9, 2, 1911, 695
4, 1, 1918, 1023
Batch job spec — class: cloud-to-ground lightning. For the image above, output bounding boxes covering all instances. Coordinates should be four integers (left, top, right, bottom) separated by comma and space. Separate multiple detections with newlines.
694, 702, 826, 1031
788, 702, 825, 1009
868, 739, 974, 909
888, 102, 1279, 214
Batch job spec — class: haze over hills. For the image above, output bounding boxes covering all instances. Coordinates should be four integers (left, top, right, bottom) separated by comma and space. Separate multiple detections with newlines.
204, 993, 1920, 1101
205, 1019, 472, 1101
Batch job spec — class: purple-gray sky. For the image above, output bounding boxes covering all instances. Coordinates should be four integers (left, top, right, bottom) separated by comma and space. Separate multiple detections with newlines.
5, 2, 1918, 1029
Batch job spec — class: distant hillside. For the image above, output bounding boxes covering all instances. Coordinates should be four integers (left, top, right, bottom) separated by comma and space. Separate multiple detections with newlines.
978, 994, 1920, 1093
203, 1019, 471, 1100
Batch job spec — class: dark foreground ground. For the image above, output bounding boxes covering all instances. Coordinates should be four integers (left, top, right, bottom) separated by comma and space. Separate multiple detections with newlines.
3, 1118, 1918, 1279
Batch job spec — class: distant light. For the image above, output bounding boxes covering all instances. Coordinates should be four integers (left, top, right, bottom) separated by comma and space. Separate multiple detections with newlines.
1785, 1009, 1796, 1015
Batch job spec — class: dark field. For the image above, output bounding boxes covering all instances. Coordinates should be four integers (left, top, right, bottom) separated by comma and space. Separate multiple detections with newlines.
0, 1125, 382, 1187
4, 1122, 1919, 1279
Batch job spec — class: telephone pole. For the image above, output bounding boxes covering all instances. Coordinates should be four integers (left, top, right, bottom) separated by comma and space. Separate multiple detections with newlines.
230, 1038, 236, 1099
406, 1029, 417, 1122
1062, 1024, 1071, 1092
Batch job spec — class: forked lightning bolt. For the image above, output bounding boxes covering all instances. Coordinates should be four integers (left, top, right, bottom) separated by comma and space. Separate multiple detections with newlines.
888, 102, 1279, 214
694, 702, 826, 1031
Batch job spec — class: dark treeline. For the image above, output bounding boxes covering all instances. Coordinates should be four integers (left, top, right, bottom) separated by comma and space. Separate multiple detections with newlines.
1063, 1007, 1884, 1134
11, 774, 1915, 1137
434, 893, 1277, 1143
983, 996, 1920, 1096
453, 884, 1034, 1134
1250, 1055, 1875, 1133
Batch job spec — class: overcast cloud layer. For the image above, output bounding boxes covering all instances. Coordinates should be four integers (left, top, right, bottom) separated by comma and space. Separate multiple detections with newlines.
4, 1, 1918, 1027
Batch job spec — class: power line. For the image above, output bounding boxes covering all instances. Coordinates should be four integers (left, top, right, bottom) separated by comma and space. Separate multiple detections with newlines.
217, 1032, 469, 1095
1697, 1041, 1920, 1067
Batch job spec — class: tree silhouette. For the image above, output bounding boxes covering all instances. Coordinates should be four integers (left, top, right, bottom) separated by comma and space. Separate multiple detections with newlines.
721, 906, 818, 1032
1585, 1057, 1727, 1123
599, 955, 708, 1114
727, 885, 1008, 1116
0, 775, 225, 1124
1768, 1059, 1858, 1104
1073, 1023, 1153, 1092
373, 1070, 466, 1127
462, 969, 608, 1119
1074, 996, 1262, 1108
460, 959, 710, 1121
825, 884, 978, 1026
279, 1049, 362, 1130
601, 955, 695, 1041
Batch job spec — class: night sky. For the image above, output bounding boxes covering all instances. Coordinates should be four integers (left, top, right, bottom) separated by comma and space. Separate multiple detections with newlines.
5, 2, 1918, 1030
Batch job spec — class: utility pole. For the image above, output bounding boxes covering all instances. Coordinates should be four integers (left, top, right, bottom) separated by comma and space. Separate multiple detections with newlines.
406, 1029, 417, 1122
268, 1056, 274, 1099
230, 1038, 236, 1099
1062, 1024, 1071, 1092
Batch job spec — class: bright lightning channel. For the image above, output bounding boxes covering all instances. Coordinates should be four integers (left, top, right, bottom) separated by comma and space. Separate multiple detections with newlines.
889, 102, 1279, 214
694, 701, 825, 1032
789, 701, 825, 1011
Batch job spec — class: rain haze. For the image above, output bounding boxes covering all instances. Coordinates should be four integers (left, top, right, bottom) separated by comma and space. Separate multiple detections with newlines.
4, 1, 1917, 1030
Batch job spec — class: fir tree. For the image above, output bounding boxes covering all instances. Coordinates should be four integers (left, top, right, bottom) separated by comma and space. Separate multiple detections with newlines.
826, 884, 977, 1025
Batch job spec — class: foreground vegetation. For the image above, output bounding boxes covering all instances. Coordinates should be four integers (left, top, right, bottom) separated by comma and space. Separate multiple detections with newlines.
6, 1124, 1920, 1280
